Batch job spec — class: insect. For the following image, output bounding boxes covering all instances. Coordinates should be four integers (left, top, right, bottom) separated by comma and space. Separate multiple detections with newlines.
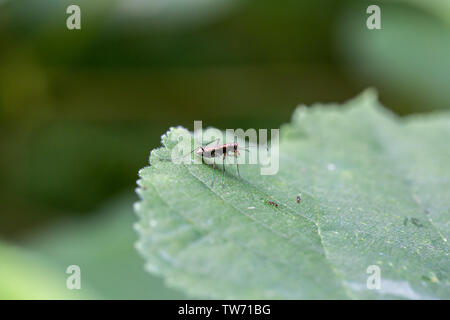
296, 195, 301, 203
403, 217, 424, 228
196, 141, 241, 184
169, 138, 246, 185
268, 201, 278, 207
410, 217, 423, 227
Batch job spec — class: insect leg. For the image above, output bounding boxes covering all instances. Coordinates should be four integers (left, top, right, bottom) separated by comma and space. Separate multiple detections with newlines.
236, 162, 240, 178
235, 151, 240, 177
212, 157, 216, 181
222, 155, 226, 184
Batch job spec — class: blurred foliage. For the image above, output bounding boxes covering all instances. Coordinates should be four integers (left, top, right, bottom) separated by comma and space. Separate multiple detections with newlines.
392, 0, 450, 25
0, 240, 96, 299
337, 2, 450, 113
22, 193, 186, 299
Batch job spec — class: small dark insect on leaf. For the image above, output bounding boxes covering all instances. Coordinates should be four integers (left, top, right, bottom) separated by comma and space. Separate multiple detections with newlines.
411, 218, 423, 227
268, 201, 278, 208
422, 275, 431, 282
403, 217, 408, 226
296, 195, 301, 203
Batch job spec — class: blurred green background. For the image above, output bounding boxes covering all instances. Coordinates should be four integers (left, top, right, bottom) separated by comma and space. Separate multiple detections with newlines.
0, 0, 449, 299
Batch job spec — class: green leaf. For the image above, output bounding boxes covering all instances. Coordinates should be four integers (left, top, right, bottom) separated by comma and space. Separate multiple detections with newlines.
0, 241, 96, 299
135, 89, 450, 299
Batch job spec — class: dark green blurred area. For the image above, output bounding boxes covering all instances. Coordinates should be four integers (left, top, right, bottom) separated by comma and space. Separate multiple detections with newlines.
0, 0, 449, 299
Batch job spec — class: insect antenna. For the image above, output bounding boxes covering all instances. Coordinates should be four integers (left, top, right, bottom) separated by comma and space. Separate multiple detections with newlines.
169, 147, 200, 162
158, 138, 221, 162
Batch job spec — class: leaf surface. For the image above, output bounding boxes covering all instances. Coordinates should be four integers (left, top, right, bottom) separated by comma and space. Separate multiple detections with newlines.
135, 89, 450, 299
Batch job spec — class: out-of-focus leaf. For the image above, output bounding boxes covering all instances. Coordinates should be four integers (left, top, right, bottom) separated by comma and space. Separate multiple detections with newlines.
25, 194, 186, 299
392, 0, 450, 25
135, 89, 449, 299
337, 3, 450, 113
0, 241, 95, 299
111, 0, 239, 30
